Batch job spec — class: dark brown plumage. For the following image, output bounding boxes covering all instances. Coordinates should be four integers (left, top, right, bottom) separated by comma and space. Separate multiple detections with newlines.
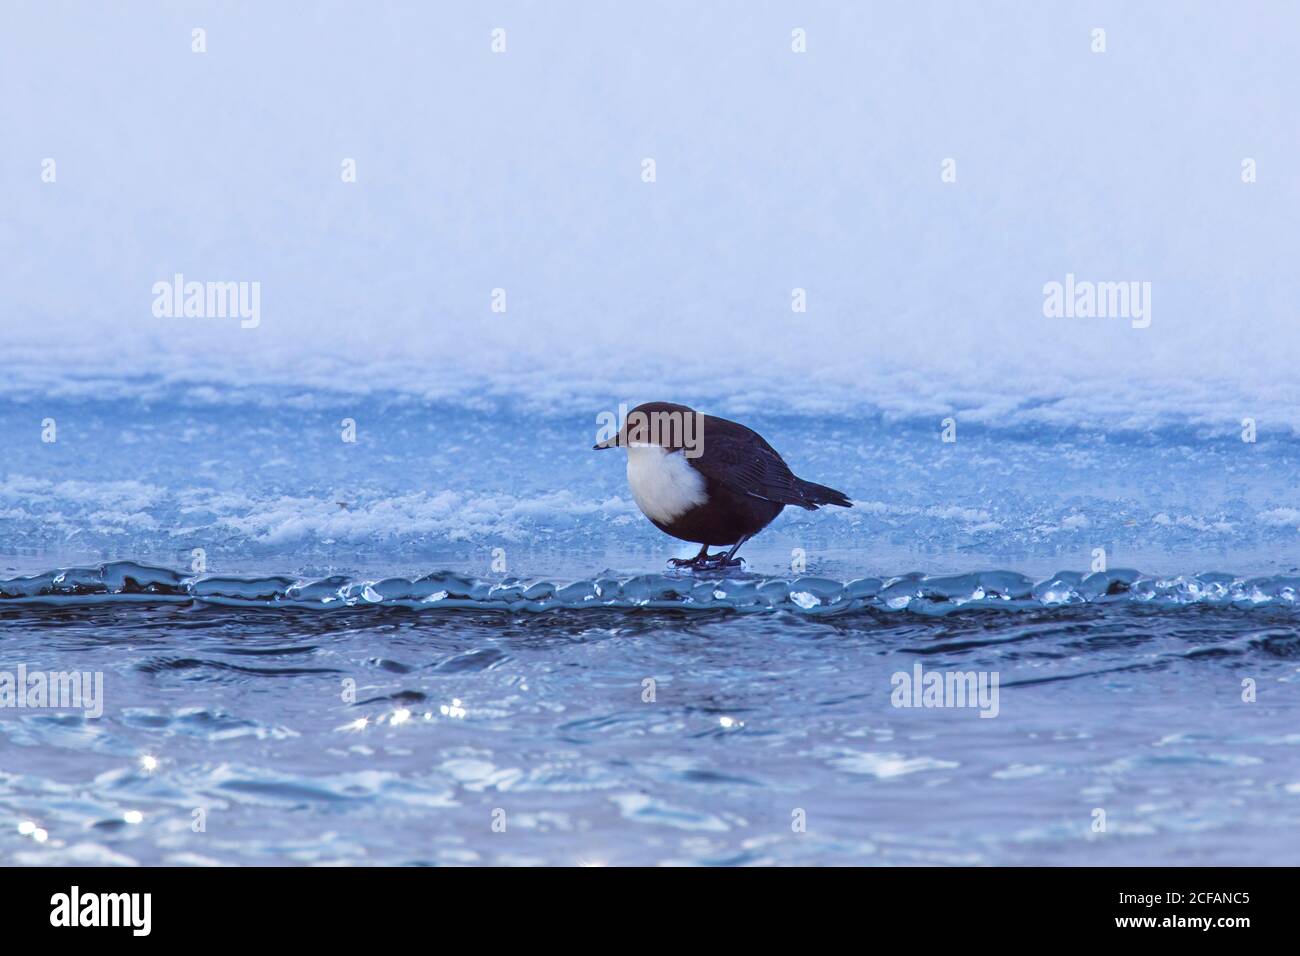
594, 402, 852, 568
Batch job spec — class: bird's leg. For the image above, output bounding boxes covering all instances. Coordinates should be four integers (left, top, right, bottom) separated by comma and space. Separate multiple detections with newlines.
669, 541, 749, 571
675, 539, 749, 571
716, 536, 750, 568
668, 543, 713, 568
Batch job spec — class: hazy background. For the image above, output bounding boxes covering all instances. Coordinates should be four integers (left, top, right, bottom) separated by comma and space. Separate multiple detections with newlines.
2, 1, 1297, 428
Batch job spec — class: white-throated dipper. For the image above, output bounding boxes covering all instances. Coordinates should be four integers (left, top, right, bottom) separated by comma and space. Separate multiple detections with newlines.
593, 401, 852, 569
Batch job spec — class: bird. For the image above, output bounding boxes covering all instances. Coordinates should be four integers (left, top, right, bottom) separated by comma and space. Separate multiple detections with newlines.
593, 401, 852, 569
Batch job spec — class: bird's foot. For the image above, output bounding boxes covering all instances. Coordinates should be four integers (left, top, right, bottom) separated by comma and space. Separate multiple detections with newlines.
668, 552, 744, 571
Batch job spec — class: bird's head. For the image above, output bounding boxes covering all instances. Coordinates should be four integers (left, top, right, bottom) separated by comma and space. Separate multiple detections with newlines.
593, 402, 702, 455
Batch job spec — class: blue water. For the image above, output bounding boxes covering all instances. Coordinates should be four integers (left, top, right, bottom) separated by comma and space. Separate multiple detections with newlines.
3, 382, 1300, 865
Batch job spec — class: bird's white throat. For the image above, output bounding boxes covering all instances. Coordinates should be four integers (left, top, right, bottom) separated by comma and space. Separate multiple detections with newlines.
625, 443, 708, 524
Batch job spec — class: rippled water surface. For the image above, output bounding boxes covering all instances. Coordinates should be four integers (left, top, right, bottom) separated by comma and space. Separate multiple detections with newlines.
3, 573, 1300, 865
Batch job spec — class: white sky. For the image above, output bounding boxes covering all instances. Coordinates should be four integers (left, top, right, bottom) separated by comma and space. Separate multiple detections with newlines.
2, 2, 1297, 413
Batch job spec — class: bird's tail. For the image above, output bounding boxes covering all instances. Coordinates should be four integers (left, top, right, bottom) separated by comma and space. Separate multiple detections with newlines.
794, 479, 853, 510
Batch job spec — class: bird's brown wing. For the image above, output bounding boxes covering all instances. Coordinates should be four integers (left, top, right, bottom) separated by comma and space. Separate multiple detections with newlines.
689, 418, 820, 510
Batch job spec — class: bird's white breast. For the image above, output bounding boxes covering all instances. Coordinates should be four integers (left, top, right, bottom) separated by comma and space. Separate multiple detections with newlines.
626, 444, 708, 524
